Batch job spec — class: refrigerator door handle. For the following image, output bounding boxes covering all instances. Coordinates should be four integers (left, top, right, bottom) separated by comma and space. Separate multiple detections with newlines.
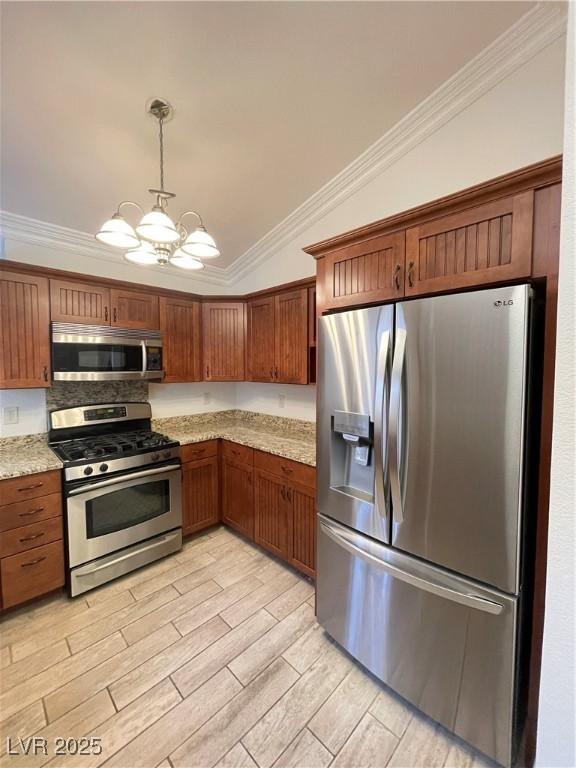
389, 326, 407, 524
374, 329, 390, 525
319, 518, 504, 616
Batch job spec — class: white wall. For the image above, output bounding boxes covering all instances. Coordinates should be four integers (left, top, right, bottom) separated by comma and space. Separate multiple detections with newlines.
535, 7, 575, 767
0, 388, 47, 437
148, 382, 236, 418
235, 383, 316, 422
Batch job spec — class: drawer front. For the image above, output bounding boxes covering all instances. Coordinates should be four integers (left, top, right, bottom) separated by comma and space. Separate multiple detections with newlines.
254, 451, 316, 488
1, 540, 65, 609
0, 471, 61, 506
222, 441, 254, 466
0, 493, 62, 533
0, 516, 63, 558
180, 440, 219, 463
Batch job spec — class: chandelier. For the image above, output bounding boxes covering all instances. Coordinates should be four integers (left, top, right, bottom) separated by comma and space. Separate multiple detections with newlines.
95, 98, 219, 270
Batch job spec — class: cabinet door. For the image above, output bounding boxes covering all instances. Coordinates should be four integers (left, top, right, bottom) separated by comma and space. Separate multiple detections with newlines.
0, 271, 51, 389
405, 191, 533, 296
254, 469, 290, 560
247, 297, 275, 382
290, 482, 316, 578
110, 288, 160, 329
182, 456, 220, 536
50, 279, 111, 325
202, 302, 246, 381
275, 289, 309, 384
222, 458, 254, 539
159, 297, 201, 383
322, 231, 405, 311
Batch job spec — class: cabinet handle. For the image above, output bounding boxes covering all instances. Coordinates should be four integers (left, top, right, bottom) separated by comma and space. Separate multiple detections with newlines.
408, 261, 415, 288
205, 366, 210, 378
19, 532, 45, 543
280, 486, 286, 500
274, 366, 279, 379
281, 466, 293, 475
286, 488, 292, 502
18, 483, 43, 492
43, 366, 49, 382
21, 556, 46, 568
113, 307, 117, 323
247, 474, 252, 485
270, 368, 274, 380
19, 508, 44, 518
394, 264, 401, 290
104, 306, 109, 322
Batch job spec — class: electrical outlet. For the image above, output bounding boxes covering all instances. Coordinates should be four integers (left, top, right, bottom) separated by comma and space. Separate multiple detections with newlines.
2, 406, 19, 425
203, 392, 211, 405
278, 394, 286, 409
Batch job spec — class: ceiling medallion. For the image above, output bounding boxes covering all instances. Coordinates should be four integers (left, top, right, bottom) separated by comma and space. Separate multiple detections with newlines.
95, 98, 219, 270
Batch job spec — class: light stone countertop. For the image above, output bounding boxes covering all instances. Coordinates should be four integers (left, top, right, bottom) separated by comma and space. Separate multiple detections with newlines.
153, 410, 316, 467
0, 410, 316, 481
0, 434, 63, 480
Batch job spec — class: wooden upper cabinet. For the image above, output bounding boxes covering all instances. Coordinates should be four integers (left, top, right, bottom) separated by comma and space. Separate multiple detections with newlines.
247, 297, 275, 382
159, 296, 201, 383
275, 289, 309, 384
50, 279, 111, 325
405, 191, 534, 296
0, 271, 51, 389
110, 288, 159, 329
322, 231, 405, 311
202, 302, 246, 381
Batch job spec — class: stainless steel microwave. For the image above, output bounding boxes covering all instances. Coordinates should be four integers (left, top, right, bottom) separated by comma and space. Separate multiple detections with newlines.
51, 323, 165, 381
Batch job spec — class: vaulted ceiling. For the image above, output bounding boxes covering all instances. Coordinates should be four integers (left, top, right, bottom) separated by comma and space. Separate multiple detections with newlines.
1, 1, 532, 268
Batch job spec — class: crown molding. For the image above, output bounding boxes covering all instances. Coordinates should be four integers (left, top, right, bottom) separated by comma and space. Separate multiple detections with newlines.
0, 3, 566, 290
0, 210, 230, 288
226, 2, 567, 283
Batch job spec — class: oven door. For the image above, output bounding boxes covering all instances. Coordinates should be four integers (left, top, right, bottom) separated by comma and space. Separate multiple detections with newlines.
66, 464, 182, 567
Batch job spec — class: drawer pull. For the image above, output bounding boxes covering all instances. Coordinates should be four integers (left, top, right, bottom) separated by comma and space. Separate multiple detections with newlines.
19, 533, 45, 543
21, 556, 46, 568
281, 466, 293, 475
19, 507, 45, 518
18, 483, 43, 492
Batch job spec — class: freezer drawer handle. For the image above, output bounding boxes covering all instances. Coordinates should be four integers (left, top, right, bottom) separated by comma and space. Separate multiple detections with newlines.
320, 519, 504, 616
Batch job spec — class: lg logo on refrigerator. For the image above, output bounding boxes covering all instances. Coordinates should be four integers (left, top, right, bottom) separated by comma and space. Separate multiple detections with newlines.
493, 300, 514, 308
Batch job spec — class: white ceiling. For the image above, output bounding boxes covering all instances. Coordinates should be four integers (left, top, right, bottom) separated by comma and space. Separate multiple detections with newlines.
1, 1, 532, 268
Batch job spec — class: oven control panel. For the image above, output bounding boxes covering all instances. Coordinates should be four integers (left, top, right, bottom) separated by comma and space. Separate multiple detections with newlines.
84, 406, 127, 421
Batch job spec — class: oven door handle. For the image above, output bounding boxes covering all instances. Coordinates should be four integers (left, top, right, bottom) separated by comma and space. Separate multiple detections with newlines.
68, 464, 181, 495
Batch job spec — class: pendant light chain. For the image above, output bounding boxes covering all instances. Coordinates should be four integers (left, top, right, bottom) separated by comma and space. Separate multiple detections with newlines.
159, 116, 165, 193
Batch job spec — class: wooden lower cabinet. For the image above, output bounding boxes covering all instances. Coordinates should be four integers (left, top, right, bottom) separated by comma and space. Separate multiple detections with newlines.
254, 469, 291, 561
182, 454, 220, 536
290, 482, 316, 578
222, 458, 254, 539
0, 470, 64, 611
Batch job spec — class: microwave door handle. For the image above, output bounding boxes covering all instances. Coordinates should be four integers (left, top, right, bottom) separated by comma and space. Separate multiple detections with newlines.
374, 329, 390, 524
68, 464, 181, 495
141, 340, 148, 377
389, 326, 406, 525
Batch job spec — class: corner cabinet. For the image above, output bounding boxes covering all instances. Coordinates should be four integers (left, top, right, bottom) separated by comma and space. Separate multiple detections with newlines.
405, 191, 534, 296
221, 441, 254, 539
202, 302, 246, 381
0, 271, 51, 389
247, 296, 275, 382
159, 296, 202, 382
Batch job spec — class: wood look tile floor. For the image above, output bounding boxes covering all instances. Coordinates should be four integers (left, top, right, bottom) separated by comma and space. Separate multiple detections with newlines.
0, 527, 496, 768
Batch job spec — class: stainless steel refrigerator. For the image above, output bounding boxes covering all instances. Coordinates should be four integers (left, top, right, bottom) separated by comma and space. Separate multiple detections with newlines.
317, 284, 534, 767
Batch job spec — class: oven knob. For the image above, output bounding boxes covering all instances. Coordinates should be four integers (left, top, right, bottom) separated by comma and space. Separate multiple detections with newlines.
151, 452, 160, 462
83, 466, 93, 476
162, 450, 171, 459
99, 464, 108, 473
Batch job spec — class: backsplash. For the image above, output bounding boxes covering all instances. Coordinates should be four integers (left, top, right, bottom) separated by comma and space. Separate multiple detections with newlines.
46, 381, 149, 411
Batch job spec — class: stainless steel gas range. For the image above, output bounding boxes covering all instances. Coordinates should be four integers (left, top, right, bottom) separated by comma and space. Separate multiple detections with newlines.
48, 402, 182, 597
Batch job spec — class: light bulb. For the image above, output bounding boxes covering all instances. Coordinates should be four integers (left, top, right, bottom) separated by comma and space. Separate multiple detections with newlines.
180, 226, 220, 259
136, 208, 180, 244
96, 214, 139, 249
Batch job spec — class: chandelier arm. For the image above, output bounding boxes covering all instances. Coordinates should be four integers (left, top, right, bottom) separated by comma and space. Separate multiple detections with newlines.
117, 200, 144, 218
178, 210, 204, 228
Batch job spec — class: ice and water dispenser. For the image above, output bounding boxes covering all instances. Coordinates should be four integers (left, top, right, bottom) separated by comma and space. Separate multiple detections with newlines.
330, 410, 375, 502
